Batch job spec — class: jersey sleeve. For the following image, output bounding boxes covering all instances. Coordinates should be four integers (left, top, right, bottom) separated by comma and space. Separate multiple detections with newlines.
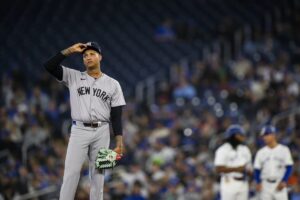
111, 81, 126, 107
254, 150, 262, 169
284, 147, 294, 166
61, 66, 78, 87
214, 147, 226, 166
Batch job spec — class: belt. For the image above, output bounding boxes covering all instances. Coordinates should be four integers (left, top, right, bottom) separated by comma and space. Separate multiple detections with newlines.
266, 179, 277, 183
73, 120, 106, 128
233, 177, 246, 181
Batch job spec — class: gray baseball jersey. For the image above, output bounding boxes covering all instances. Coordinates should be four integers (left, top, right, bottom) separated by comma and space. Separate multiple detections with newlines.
61, 66, 126, 121
59, 66, 125, 200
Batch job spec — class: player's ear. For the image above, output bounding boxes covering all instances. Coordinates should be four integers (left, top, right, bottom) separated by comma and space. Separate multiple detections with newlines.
98, 54, 103, 62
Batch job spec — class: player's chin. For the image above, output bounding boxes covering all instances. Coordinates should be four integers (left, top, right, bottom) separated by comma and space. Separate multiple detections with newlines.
86, 64, 98, 70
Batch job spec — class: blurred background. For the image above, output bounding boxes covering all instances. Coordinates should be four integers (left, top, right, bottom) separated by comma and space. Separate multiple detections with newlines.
1, 0, 300, 199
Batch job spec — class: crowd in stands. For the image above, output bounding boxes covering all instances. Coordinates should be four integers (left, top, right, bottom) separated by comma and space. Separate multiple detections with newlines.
1, 30, 300, 200
1, 1, 300, 197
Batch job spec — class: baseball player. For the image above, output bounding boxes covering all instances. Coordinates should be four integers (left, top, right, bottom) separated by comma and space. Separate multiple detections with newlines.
254, 125, 293, 200
214, 124, 252, 200
44, 42, 126, 200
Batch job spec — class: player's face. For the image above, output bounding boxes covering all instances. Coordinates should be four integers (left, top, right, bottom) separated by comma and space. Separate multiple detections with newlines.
235, 134, 246, 142
83, 50, 102, 69
262, 134, 275, 145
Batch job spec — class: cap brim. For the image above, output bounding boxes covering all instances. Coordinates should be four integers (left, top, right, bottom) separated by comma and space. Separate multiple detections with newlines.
260, 132, 273, 137
82, 47, 101, 54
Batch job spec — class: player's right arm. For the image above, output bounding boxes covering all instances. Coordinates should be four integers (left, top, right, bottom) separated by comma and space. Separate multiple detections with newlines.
44, 43, 87, 80
253, 150, 262, 192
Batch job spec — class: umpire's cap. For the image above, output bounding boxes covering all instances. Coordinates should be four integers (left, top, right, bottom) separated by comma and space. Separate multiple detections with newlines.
260, 125, 277, 136
82, 42, 102, 54
224, 124, 245, 139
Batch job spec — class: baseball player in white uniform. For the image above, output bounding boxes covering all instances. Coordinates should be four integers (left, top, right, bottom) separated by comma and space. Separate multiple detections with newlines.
254, 125, 293, 200
44, 42, 126, 200
214, 124, 252, 200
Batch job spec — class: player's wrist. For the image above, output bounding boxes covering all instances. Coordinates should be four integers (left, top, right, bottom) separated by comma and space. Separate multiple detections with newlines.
61, 48, 72, 56
114, 136, 124, 154
115, 135, 123, 143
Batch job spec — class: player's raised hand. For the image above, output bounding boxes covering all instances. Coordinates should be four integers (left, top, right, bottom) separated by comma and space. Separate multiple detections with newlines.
62, 43, 87, 56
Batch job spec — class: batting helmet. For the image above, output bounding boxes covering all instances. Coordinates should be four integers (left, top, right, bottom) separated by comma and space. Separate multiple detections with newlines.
260, 125, 277, 136
224, 124, 245, 139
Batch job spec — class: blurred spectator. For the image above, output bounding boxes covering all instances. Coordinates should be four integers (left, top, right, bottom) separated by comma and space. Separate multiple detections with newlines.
110, 181, 127, 200
173, 77, 197, 100
23, 120, 48, 151
155, 19, 176, 42
178, 182, 201, 200
124, 181, 147, 200
0, 1, 300, 199
29, 86, 49, 112
119, 162, 147, 192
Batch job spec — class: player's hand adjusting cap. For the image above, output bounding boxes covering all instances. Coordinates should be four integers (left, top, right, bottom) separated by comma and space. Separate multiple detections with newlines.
224, 124, 245, 138
82, 41, 102, 54
260, 125, 277, 136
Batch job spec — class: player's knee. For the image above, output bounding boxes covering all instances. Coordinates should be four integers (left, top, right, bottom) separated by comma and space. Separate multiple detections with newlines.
63, 168, 82, 180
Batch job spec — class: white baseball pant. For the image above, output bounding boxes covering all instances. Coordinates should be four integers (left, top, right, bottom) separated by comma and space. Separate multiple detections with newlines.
220, 177, 249, 200
258, 180, 288, 200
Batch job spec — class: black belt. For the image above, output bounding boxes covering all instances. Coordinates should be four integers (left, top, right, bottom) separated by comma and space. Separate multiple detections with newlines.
73, 120, 106, 128
233, 177, 246, 181
266, 179, 277, 183
83, 122, 101, 128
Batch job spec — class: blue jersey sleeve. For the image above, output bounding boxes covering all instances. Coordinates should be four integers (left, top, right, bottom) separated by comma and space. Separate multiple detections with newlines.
282, 165, 293, 182
254, 169, 261, 183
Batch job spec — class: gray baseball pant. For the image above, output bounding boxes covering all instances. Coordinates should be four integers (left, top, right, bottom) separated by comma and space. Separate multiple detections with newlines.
59, 123, 110, 200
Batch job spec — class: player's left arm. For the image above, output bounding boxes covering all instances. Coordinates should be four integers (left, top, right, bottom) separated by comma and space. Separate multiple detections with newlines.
253, 150, 263, 191
110, 105, 124, 155
277, 147, 294, 190
110, 81, 126, 155
276, 165, 293, 191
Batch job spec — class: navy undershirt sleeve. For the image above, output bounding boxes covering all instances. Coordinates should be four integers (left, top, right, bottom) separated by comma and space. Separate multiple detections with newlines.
110, 106, 123, 136
282, 165, 293, 182
254, 169, 261, 183
44, 52, 65, 81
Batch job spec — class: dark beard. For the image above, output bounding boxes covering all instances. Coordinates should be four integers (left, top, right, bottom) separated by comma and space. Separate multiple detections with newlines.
226, 136, 242, 149
87, 65, 98, 71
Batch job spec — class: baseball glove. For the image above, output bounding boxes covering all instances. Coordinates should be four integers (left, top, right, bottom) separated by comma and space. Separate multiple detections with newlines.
95, 148, 122, 170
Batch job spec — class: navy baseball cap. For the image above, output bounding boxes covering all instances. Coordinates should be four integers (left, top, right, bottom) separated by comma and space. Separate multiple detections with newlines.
82, 42, 102, 54
224, 124, 246, 139
260, 125, 277, 136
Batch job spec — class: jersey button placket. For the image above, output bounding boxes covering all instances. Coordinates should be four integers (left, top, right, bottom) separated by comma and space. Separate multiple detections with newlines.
90, 80, 99, 128
90, 81, 96, 124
